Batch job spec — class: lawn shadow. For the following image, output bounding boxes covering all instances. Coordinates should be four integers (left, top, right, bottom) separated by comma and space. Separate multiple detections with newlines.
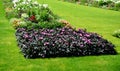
27, 53, 118, 60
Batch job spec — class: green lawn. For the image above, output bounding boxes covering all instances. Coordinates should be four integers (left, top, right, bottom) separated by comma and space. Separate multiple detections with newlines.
0, 0, 120, 71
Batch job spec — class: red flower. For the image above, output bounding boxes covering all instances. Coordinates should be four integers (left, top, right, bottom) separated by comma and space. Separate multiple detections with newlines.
29, 15, 36, 21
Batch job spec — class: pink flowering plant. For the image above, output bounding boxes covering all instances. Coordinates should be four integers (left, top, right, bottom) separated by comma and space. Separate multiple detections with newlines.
16, 28, 117, 58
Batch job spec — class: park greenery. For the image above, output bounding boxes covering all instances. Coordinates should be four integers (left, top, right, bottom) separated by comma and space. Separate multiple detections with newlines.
3, 0, 117, 58
63, 0, 120, 11
0, 0, 120, 71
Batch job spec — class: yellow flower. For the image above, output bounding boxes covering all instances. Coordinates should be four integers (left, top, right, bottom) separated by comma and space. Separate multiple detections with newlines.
10, 18, 21, 29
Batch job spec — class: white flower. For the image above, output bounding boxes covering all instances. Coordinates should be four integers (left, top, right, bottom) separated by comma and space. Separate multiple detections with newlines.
21, 7, 24, 10
22, 2, 26, 4
12, 0, 19, 4
26, 2, 29, 4
21, 13, 29, 18
28, 0, 31, 2
18, 8, 20, 10
115, 1, 120, 4
39, 4, 42, 7
14, 4, 17, 7
30, 6, 32, 8
33, 1, 38, 5
19, 21, 27, 26
35, 7, 38, 9
43, 4, 48, 8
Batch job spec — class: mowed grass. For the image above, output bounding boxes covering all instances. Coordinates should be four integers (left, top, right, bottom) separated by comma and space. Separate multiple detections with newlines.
0, 0, 120, 71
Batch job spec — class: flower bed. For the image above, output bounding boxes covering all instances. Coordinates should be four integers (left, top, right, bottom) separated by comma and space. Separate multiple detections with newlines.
6, 0, 117, 58
62, 0, 120, 12
16, 28, 117, 58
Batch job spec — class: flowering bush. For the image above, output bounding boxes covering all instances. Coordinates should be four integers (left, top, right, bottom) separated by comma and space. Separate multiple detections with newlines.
9, 0, 65, 29
63, 0, 120, 12
13, 0, 57, 21
16, 28, 117, 58
10, 18, 21, 29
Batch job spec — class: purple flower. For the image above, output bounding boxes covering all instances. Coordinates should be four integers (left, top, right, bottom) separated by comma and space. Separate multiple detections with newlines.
85, 34, 90, 37
44, 42, 49, 46
19, 28, 26, 31
28, 38, 32, 41
34, 32, 38, 34
87, 39, 91, 44
79, 34, 82, 36
82, 38, 86, 41
23, 34, 29, 38
50, 29, 54, 32
39, 37, 43, 40
41, 32, 46, 35
73, 31, 76, 34
60, 32, 64, 34
62, 29, 65, 32
80, 44, 84, 47
52, 44, 55, 46
46, 33, 51, 36
70, 37, 75, 40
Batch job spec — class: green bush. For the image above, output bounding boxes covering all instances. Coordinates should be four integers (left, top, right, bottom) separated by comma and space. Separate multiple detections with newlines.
113, 29, 120, 38
22, 21, 65, 29
91, 1, 99, 7
37, 21, 65, 29
98, 0, 106, 7
63, 0, 79, 3
5, 9, 16, 19
79, 0, 88, 5
115, 2, 120, 11
64, 0, 120, 12
3, 0, 14, 19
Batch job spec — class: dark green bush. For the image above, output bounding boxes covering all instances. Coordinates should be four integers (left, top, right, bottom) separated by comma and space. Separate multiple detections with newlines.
98, 0, 107, 7
34, 21, 65, 29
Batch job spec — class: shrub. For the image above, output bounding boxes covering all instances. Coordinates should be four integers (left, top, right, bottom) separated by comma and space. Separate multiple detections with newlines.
91, 1, 99, 7
3, 0, 14, 19
115, 2, 120, 11
16, 28, 117, 58
13, 0, 57, 21
5, 7, 16, 19
10, 18, 28, 29
58, 19, 73, 28
63, 0, 79, 3
33, 21, 65, 29
79, 0, 88, 5
10, 18, 21, 29
9, 0, 66, 29
63, 0, 120, 12
113, 29, 120, 38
